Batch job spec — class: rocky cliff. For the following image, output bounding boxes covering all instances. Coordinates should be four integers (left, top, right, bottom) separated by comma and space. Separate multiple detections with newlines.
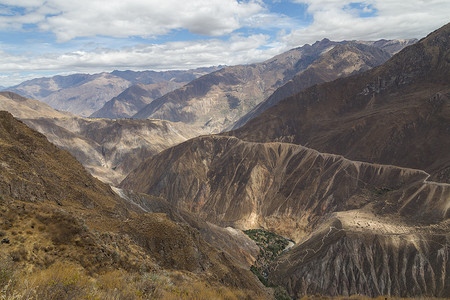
121, 136, 449, 236
269, 215, 449, 298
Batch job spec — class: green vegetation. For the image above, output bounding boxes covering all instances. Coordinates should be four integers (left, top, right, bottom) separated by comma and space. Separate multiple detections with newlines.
371, 187, 392, 197
244, 229, 293, 300
244, 229, 290, 262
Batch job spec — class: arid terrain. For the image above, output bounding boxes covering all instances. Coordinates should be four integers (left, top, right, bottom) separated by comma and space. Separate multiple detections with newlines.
0, 19, 448, 300
5, 67, 219, 117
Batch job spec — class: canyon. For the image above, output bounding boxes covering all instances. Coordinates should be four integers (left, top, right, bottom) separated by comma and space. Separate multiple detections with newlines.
0, 23, 448, 299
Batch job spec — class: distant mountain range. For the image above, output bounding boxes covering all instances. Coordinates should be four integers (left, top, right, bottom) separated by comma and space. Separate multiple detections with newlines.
0, 38, 415, 186
89, 81, 184, 119
4, 67, 220, 117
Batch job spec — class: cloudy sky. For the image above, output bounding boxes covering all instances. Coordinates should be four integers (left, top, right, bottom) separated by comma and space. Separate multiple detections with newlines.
0, 0, 448, 87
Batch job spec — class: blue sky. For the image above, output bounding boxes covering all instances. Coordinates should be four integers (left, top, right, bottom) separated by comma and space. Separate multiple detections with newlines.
0, 0, 448, 87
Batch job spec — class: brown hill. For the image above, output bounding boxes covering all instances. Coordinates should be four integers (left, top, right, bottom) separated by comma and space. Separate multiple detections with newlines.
120, 134, 450, 298
24, 117, 201, 185
121, 136, 449, 237
0, 91, 72, 119
90, 81, 184, 119
232, 42, 391, 129
0, 111, 267, 298
112, 187, 260, 269
230, 23, 450, 183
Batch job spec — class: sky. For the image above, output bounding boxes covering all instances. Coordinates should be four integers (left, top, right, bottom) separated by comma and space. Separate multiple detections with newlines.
0, 0, 448, 87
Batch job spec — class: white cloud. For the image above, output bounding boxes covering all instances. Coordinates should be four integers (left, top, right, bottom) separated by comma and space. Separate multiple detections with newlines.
0, 0, 268, 41
285, 0, 450, 47
0, 34, 284, 86
0, 0, 448, 87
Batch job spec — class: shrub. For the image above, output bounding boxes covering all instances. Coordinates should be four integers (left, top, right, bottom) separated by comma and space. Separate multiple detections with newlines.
0, 256, 14, 289
273, 286, 291, 300
31, 262, 92, 299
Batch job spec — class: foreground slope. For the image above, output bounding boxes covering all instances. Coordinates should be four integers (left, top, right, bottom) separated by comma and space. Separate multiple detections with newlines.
0, 111, 267, 299
230, 23, 450, 182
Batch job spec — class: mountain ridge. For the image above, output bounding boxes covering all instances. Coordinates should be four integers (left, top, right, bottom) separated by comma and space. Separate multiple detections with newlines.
232, 42, 392, 129
0, 91, 202, 185
229, 22, 450, 182
133, 39, 410, 133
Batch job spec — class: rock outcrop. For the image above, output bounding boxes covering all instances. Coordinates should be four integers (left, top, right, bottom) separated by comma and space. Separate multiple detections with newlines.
121, 136, 449, 237
269, 216, 449, 298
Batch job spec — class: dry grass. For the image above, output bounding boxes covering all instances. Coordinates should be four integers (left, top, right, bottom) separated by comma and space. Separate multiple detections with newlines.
0, 199, 263, 299
0, 262, 258, 300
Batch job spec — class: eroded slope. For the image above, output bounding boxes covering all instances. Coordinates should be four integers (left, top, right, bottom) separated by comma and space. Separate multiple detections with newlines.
0, 92, 201, 185
121, 136, 449, 239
